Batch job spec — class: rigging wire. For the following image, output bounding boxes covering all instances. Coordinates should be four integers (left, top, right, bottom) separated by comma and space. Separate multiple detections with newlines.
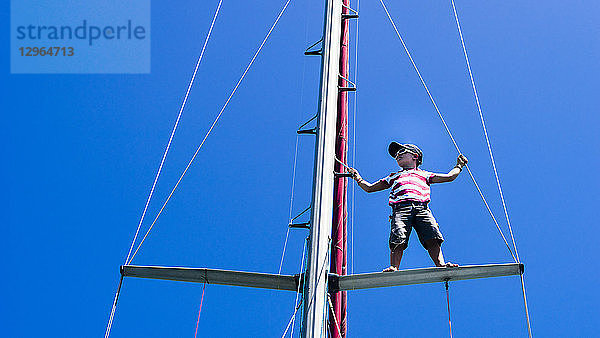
450, 2, 531, 336
279, 135, 300, 275
445, 281, 453, 338
104, 276, 124, 338
128, 0, 295, 263
105, 3, 223, 337
193, 283, 207, 338
378, 0, 516, 263
124, 0, 223, 266
294, 239, 332, 338
290, 236, 308, 337
282, 237, 328, 338
519, 274, 533, 338
322, 292, 329, 338
450, 0, 520, 263
326, 321, 334, 338
282, 301, 303, 338
278, 0, 311, 275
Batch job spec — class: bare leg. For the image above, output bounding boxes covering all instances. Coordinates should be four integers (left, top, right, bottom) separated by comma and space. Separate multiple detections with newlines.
383, 246, 405, 272
425, 239, 458, 267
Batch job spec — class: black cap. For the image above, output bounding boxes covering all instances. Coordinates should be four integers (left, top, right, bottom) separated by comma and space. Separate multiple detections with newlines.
388, 142, 423, 166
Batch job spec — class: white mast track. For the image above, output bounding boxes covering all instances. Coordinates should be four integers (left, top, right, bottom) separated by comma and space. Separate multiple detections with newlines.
301, 0, 343, 336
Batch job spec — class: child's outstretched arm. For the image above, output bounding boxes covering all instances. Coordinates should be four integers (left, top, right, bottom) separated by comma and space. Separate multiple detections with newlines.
429, 154, 468, 184
347, 168, 391, 193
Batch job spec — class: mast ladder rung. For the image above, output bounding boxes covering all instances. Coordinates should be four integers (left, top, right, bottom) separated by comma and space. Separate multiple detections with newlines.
297, 127, 317, 135
338, 73, 356, 92
297, 114, 317, 135
304, 38, 323, 56
342, 4, 359, 19
289, 222, 310, 229
289, 206, 311, 229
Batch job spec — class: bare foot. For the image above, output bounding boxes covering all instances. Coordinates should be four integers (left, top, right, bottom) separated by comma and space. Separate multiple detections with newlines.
443, 262, 459, 267
382, 266, 398, 272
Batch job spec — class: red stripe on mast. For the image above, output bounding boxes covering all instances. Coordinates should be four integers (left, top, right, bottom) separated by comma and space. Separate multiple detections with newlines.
330, 1, 350, 337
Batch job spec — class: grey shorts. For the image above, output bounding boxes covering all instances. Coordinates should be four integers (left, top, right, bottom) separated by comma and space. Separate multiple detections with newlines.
389, 201, 444, 251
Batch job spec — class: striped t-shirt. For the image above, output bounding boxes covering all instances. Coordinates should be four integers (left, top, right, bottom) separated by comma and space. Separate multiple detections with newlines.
379, 169, 434, 205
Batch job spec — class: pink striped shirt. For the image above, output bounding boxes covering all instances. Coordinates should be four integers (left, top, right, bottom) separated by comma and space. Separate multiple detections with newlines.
378, 169, 434, 205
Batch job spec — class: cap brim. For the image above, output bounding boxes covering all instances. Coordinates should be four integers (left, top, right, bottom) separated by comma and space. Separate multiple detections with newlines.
388, 142, 403, 157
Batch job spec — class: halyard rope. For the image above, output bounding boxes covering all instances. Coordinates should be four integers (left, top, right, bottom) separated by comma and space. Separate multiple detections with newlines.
128, 0, 295, 263
450, 1, 531, 335
378, 0, 516, 262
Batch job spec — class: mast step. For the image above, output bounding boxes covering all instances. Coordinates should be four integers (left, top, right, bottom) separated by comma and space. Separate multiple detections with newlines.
289, 222, 310, 229
342, 4, 359, 20
297, 127, 317, 135
304, 38, 323, 56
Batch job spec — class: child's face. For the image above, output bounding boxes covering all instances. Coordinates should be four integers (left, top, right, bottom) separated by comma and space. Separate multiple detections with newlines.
395, 151, 418, 168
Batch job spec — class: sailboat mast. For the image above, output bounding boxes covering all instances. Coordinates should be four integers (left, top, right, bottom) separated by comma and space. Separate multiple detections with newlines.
301, 0, 343, 336
330, 0, 351, 336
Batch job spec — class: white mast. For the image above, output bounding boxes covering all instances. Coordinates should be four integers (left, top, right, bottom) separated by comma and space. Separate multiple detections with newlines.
301, 0, 343, 336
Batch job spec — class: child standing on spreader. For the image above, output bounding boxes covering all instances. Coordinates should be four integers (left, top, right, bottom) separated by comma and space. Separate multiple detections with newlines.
348, 142, 468, 272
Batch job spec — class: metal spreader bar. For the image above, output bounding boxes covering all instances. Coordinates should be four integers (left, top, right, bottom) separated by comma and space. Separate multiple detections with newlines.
121, 265, 299, 291
333, 263, 524, 291
121, 263, 523, 294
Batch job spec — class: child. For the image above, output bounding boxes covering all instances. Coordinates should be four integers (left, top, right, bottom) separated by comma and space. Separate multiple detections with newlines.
348, 142, 468, 272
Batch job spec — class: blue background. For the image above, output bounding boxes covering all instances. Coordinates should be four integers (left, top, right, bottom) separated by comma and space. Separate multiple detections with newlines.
3, 0, 599, 337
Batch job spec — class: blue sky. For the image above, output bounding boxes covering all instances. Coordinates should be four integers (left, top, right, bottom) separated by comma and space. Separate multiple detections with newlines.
4, 0, 599, 337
